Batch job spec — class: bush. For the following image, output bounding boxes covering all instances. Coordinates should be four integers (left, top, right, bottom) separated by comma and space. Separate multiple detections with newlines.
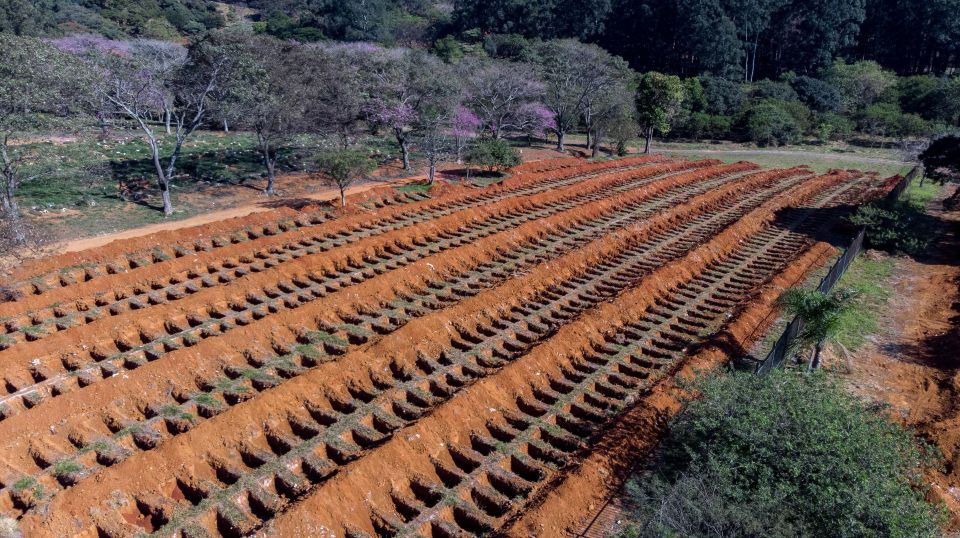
751, 79, 799, 102
681, 112, 733, 140
848, 201, 932, 255
814, 111, 855, 141
465, 137, 521, 172
740, 101, 802, 146
699, 76, 746, 116
791, 75, 842, 112
620, 371, 944, 538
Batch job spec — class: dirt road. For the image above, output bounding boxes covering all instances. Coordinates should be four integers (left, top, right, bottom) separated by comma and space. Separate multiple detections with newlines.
659, 147, 909, 166
845, 186, 960, 527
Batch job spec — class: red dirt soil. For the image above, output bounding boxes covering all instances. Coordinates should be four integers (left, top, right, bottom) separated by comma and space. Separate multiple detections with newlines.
843, 186, 960, 528
0, 154, 895, 538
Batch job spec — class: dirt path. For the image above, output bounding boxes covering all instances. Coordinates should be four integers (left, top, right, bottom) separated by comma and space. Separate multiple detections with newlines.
844, 186, 960, 527
56, 177, 416, 253
658, 148, 909, 166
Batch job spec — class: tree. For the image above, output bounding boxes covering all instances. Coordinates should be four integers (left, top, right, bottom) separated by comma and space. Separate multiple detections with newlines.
452, 0, 612, 40
1, 35, 87, 246
722, 0, 789, 81
364, 49, 447, 171
741, 100, 803, 146
315, 149, 377, 207
74, 37, 226, 215
635, 72, 685, 153
825, 59, 897, 112
461, 60, 545, 139
791, 75, 842, 112
779, 287, 858, 371
919, 136, 960, 209
535, 40, 629, 152
451, 107, 482, 163
623, 370, 944, 537
302, 43, 367, 149
411, 62, 463, 184
217, 33, 301, 195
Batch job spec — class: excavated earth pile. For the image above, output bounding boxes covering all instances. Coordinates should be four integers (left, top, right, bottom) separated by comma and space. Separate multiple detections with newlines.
0, 156, 893, 538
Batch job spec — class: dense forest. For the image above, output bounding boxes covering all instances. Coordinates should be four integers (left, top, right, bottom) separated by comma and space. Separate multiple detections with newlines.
3, 0, 958, 78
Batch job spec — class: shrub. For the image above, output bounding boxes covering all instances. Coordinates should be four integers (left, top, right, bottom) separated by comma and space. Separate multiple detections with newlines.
791, 75, 842, 112
814, 111, 855, 141
740, 101, 802, 146
848, 201, 932, 255
699, 76, 746, 116
620, 371, 944, 538
681, 112, 733, 140
751, 79, 799, 102
465, 137, 521, 172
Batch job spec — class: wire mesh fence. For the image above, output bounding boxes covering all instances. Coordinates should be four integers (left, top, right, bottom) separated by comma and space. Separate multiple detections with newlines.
753, 167, 918, 375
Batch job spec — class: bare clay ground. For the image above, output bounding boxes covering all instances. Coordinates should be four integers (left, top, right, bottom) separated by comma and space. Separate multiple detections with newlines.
844, 186, 960, 527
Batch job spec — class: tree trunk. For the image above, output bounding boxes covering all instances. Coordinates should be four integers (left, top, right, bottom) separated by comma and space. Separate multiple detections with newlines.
592, 132, 602, 158
586, 129, 592, 150
265, 159, 276, 195
223, 119, 229, 133
397, 131, 410, 171
339, 187, 346, 208
808, 341, 824, 372
149, 141, 174, 216
164, 109, 172, 135
557, 130, 565, 152
644, 126, 653, 154
1, 165, 26, 246
428, 161, 437, 185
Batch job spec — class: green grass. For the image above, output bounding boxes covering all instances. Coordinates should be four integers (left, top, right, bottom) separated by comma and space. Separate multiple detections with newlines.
395, 181, 433, 194
900, 178, 941, 210
834, 255, 896, 352
662, 149, 912, 177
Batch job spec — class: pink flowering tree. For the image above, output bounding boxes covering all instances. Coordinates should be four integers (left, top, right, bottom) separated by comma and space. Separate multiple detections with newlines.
450, 107, 482, 163
515, 103, 557, 145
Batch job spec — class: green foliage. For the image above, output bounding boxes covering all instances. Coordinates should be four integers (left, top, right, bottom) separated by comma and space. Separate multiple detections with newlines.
636, 72, 685, 136
779, 287, 858, 352
620, 370, 944, 538
919, 135, 960, 185
849, 201, 932, 255
791, 75, 842, 112
825, 60, 898, 112
465, 137, 521, 172
740, 101, 802, 147
52, 459, 83, 476
814, 111, 855, 141
314, 148, 376, 187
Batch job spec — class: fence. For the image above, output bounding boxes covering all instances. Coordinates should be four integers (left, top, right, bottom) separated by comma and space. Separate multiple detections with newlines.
753, 166, 919, 375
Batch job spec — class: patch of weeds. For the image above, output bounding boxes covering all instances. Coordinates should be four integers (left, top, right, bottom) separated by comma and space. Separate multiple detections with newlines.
11, 477, 36, 492
339, 323, 373, 337
114, 424, 143, 438
294, 344, 323, 362
395, 182, 432, 194
81, 439, 111, 454
21, 324, 45, 336
192, 392, 222, 408
52, 460, 83, 476
159, 404, 182, 417
238, 368, 274, 382
305, 330, 348, 346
